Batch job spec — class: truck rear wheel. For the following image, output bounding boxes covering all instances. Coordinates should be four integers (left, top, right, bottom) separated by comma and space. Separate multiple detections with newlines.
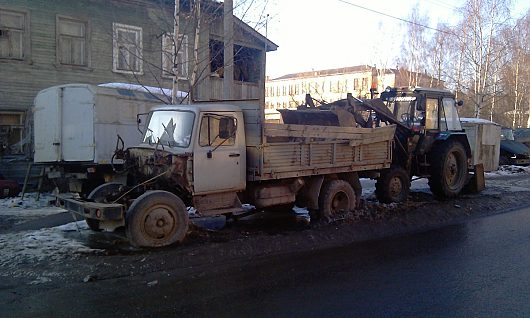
126, 191, 189, 248
319, 180, 356, 220
85, 182, 123, 231
375, 166, 410, 203
428, 140, 468, 198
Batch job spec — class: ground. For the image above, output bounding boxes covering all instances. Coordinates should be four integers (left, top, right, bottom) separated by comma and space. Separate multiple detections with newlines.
1, 166, 530, 308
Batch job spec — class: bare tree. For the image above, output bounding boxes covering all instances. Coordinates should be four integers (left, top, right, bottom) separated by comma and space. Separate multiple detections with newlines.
456, 0, 512, 118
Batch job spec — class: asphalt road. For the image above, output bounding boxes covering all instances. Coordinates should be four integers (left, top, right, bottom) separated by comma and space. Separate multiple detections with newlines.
5, 205, 530, 318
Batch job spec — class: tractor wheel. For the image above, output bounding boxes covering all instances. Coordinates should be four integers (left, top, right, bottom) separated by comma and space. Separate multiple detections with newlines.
85, 182, 123, 231
126, 191, 188, 248
375, 166, 410, 203
428, 140, 468, 198
318, 180, 356, 220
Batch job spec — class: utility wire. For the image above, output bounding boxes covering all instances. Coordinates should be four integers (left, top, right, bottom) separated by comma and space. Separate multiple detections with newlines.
336, 0, 457, 36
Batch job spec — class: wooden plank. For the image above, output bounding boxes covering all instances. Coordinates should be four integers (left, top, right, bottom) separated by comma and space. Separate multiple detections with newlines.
264, 123, 396, 140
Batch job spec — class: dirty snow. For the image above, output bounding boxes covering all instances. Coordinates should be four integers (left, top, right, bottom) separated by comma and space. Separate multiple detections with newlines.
0, 220, 101, 283
486, 165, 530, 177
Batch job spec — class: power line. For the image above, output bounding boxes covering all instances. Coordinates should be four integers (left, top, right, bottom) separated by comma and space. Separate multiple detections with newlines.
336, 0, 456, 36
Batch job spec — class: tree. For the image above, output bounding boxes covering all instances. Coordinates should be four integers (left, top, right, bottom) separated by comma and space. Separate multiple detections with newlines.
455, 0, 512, 118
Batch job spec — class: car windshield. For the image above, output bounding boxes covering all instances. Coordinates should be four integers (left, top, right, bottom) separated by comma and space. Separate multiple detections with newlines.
143, 110, 195, 147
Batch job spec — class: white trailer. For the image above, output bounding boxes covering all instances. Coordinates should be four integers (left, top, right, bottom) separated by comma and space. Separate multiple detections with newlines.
33, 83, 171, 193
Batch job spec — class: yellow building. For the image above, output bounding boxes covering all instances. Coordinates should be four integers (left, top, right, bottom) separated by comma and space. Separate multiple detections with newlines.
265, 65, 439, 121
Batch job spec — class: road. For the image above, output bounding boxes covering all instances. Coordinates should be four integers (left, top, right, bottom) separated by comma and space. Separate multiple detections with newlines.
5, 205, 530, 318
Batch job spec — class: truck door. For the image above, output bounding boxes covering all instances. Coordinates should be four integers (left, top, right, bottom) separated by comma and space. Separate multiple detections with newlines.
193, 113, 246, 194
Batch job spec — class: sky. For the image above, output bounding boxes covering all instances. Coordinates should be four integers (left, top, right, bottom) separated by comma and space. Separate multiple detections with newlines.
257, 0, 530, 79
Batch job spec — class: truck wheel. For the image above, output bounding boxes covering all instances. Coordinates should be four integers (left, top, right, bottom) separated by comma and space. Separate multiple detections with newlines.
85, 182, 123, 231
428, 140, 468, 198
375, 166, 410, 203
319, 180, 356, 220
126, 191, 189, 248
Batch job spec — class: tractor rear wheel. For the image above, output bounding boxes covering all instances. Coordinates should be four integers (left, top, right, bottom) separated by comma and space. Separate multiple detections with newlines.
375, 166, 410, 203
428, 140, 468, 198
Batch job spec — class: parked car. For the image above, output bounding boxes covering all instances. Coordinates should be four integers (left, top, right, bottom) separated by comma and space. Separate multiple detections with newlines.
500, 128, 530, 165
0, 173, 21, 198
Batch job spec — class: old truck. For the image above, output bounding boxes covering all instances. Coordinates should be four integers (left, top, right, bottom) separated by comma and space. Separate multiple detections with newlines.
282, 87, 484, 203
33, 83, 174, 195
60, 101, 396, 247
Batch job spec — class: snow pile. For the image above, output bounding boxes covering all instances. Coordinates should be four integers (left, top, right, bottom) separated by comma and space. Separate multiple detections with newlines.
98, 82, 189, 99
486, 165, 530, 177
0, 221, 101, 281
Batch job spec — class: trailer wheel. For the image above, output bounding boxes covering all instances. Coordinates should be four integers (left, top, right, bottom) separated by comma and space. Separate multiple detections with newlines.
375, 166, 410, 203
85, 182, 123, 231
319, 180, 356, 220
126, 191, 188, 248
428, 140, 468, 198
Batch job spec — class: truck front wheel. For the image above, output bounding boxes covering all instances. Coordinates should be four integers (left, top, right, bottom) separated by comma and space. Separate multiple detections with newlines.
319, 180, 356, 220
375, 166, 410, 203
428, 140, 468, 198
126, 191, 189, 248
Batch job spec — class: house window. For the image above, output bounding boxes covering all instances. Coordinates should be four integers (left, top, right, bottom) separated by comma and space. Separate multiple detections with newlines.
362, 77, 368, 90
0, 111, 24, 154
234, 44, 260, 83
162, 33, 188, 79
354, 78, 359, 90
0, 9, 27, 60
57, 16, 88, 66
209, 39, 224, 77
112, 23, 142, 74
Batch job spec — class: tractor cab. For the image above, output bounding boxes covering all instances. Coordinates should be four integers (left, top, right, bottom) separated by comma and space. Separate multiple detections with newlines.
381, 87, 464, 134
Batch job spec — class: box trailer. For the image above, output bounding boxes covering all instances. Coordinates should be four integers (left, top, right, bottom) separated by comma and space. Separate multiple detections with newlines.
33, 83, 171, 193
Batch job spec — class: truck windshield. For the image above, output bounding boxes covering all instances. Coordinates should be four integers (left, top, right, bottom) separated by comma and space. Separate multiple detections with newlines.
143, 110, 195, 147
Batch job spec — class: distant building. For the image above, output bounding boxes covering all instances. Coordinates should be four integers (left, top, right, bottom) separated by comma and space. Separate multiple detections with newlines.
265, 65, 440, 112
0, 0, 277, 155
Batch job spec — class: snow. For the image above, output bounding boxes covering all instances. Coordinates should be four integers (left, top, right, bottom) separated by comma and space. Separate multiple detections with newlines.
0, 192, 66, 219
486, 165, 530, 177
460, 117, 500, 125
98, 82, 189, 99
0, 221, 102, 283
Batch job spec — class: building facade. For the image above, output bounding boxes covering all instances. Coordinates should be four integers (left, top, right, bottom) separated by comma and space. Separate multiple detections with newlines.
265, 65, 439, 111
0, 0, 276, 155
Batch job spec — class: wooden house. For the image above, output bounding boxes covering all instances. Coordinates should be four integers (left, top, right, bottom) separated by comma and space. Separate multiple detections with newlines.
0, 0, 277, 156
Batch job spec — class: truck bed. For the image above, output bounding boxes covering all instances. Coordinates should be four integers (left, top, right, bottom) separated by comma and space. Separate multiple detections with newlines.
247, 123, 396, 181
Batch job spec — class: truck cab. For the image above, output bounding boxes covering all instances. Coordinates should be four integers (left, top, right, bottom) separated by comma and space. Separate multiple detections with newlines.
135, 104, 247, 195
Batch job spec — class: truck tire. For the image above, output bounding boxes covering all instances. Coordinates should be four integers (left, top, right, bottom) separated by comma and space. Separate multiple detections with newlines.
319, 180, 356, 220
126, 191, 188, 248
85, 182, 123, 231
428, 140, 468, 198
375, 166, 410, 203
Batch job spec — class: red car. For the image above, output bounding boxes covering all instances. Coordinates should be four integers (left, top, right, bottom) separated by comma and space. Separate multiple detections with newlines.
0, 174, 20, 198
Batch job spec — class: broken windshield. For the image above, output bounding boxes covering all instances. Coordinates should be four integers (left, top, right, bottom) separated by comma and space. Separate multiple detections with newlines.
143, 110, 195, 147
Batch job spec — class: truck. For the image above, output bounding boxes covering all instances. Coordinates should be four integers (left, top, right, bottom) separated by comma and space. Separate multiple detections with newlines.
33, 84, 175, 195
282, 87, 484, 203
60, 100, 396, 247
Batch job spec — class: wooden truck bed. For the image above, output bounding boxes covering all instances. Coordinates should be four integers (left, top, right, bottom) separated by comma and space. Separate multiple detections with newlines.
246, 123, 396, 181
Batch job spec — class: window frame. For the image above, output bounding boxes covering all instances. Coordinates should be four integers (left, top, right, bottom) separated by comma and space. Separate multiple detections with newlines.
0, 7, 30, 61
198, 114, 237, 148
161, 33, 188, 80
112, 22, 143, 74
56, 15, 90, 67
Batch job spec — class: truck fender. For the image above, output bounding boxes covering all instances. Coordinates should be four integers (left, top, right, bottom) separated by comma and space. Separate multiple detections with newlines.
296, 176, 325, 210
